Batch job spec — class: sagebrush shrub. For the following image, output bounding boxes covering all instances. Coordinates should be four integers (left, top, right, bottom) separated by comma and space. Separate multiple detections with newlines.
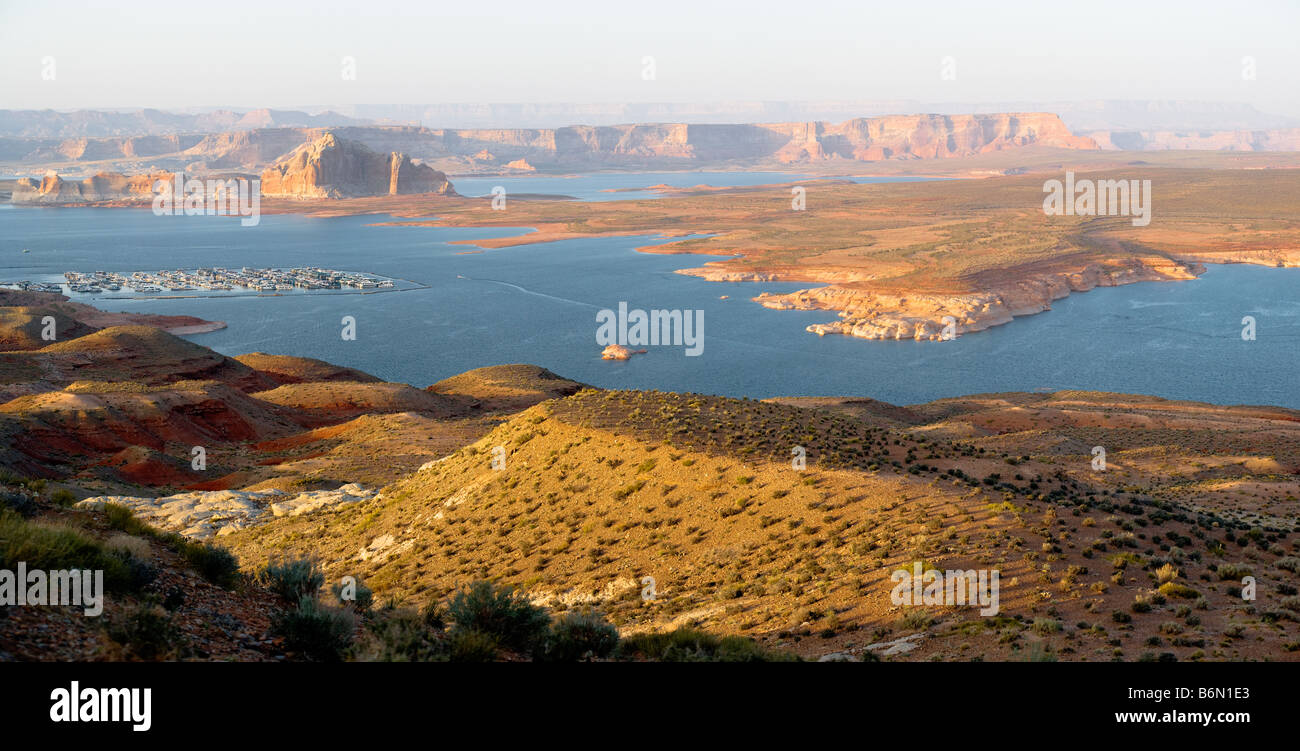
272, 596, 356, 661
446, 580, 550, 653
538, 609, 619, 661
259, 557, 325, 601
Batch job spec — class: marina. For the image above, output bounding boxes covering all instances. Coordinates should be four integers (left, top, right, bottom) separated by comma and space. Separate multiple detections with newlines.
4, 267, 408, 298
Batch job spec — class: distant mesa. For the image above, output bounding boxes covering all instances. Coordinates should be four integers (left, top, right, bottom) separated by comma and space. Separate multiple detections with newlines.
11, 170, 170, 204
768, 113, 1097, 163
0, 112, 1103, 179
259, 132, 457, 199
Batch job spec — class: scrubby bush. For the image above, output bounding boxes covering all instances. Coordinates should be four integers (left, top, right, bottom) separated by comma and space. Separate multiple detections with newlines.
1157, 582, 1200, 600
103, 503, 239, 588
0, 510, 151, 593
0, 490, 37, 517
446, 580, 551, 654
617, 627, 797, 662
537, 609, 619, 661
1031, 618, 1062, 635
352, 611, 446, 662
272, 596, 356, 661
448, 629, 501, 662
258, 558, 325, 602
106, 599, 184, 660
1216, 563, 1253, 581
177, 541, 240, 589
332, 577, 374, 613
49, 489, 77, 507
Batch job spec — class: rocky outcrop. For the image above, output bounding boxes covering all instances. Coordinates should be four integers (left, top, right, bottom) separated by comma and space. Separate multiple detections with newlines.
259, 133, 456, 198
76, 483, 377, 539
11, 171, 170, 204
601, 344, 646, 360
749, 258, 1204, 341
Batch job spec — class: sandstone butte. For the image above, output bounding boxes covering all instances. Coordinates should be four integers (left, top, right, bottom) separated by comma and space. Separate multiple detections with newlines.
12, 170, 171, 204
259, 133, 457, 199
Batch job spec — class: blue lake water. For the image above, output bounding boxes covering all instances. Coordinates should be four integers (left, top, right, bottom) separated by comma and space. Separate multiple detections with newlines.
1, 191, 1297, 409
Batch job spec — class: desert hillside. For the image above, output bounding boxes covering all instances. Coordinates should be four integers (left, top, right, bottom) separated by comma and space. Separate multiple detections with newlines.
1, 295, 1296, 661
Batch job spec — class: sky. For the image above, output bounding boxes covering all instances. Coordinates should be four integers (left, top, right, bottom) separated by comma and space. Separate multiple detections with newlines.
2, 0, 1298, 117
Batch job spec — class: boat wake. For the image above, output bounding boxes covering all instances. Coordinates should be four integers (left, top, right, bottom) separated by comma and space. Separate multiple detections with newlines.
457, 274, 602, 310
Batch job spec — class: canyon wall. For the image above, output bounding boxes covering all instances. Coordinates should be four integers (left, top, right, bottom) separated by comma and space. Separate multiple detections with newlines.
1, 113, 1098, 174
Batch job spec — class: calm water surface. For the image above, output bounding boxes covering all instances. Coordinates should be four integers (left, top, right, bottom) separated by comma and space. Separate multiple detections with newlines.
1, 174, 1296, 408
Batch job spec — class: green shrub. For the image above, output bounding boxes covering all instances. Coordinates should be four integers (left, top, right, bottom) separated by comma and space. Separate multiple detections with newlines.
446, 580, 551, 653
352, 611, 446, 662
420, 601, 446, 630
896, 609, 934, 631
258, 557, 325, 601
103, 504, 240, 588
1216, 563, 1253, 581
538, 609, 620, 661
106, 599, 184, 660
617, 627, 797, 662
1, 490, 37, 517
332, 577, 374, 612
1157, 582, 1200, 600
177, 541, 240, 589
448, 629, 501, 662
272, 596, 356, 661
1031, 618, 1063, 635
0, 510, 151, 593
49, 489, 77, 507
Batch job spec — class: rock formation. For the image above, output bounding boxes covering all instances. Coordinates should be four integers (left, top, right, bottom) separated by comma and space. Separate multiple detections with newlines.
601, 344, 646, 360
11, 171, 170, 203
751, 258, 1205, 341
3, 113, 1099, 176
1085, 127, 1300, 151
259, 132, 456, 198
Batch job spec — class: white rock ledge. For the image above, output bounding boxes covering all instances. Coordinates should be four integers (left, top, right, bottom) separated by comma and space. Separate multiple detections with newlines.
77, 483, 378, 540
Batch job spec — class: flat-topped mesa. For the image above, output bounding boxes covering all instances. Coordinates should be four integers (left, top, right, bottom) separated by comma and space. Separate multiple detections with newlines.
259, 132, 457, 199
0, 112, 1101, 175
765, 112, 1098, 163
12, 170, 171, 204
433, 112, 1097, 166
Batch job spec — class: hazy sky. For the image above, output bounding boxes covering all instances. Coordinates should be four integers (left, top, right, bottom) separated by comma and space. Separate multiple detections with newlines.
2, 0, 1298, 116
